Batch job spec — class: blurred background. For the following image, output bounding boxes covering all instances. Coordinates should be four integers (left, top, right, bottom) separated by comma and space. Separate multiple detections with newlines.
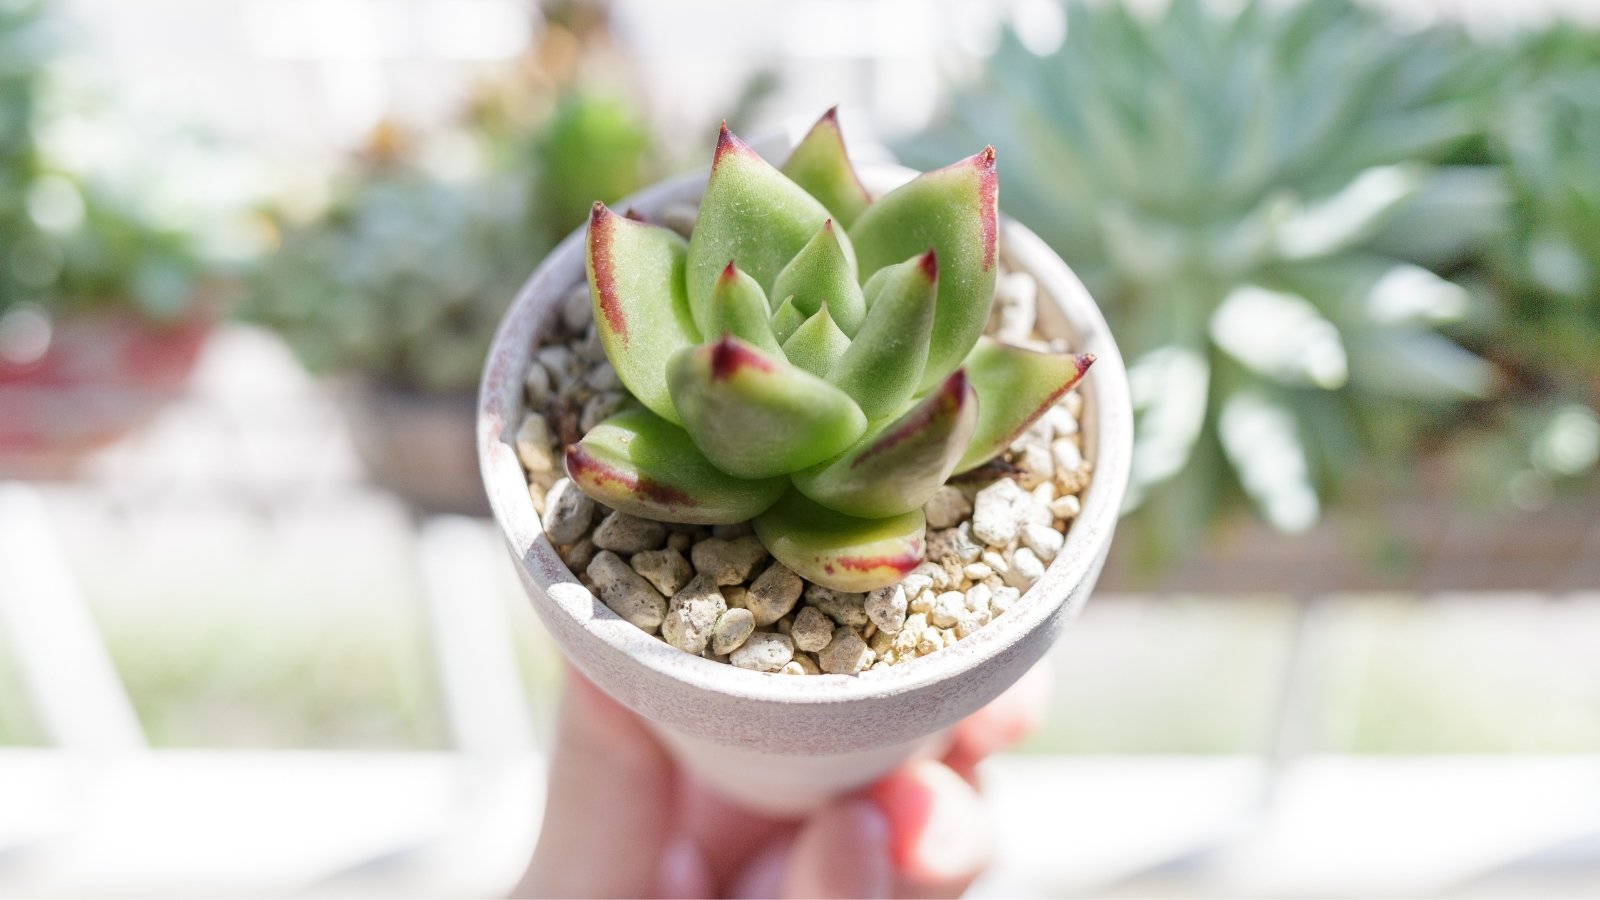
1, 0, 1598, 895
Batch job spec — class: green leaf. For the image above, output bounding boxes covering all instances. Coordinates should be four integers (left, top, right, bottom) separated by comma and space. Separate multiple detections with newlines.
565, 408, 786, 525
770, 295, 806, 344
780, 107, 872, 228
754, 491, 926, 592
781, 303, 850, 377
771, 219, 866, 336
668, 336, 868, 479
702, 261, 781, 354
850, 147, 999, 391
956, 338, 1095, 473
826, 249, 939, 420
793, 370, 979, 518
687, 125, 847, 324
587, 202, 700, 424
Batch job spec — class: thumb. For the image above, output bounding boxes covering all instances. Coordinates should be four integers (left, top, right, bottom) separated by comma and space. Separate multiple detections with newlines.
780, 797, 893, 899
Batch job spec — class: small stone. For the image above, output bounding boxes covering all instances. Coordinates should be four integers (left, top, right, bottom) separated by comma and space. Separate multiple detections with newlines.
730, 632, 794, 672
927, 526, 982, 566
515, 414, 555, 473
584, 363, 623, 392
711, 607, 756, 655
721, 585, 748, 609
1052, 438, 1090, 493
894, 614, 927, 654
869, 626, 895, 657
1021, 522, 1065, 562
711, 521, 754, 538
1062, 390, 1084, 419
908, 560, 949, 592
1044, 405, 1077, 438
543, 479, 596, 545
631, 548, 693, 596
990, 585, 1020, 615
908, 590, 934, 615
524, 363, 553, 408
791, 653, 822, 675
775, 614, 794, 636
667, 531, 693, 551
1050, 494, 1082, 520
804, 584, 869, 627
1014, 442, 1054, 490
780, 661, 807, 676
966, 583, 992, 613
955, 615, 984, 639
691, 535, 769, 585
922, 486, 973, 529
562, 284, 593, 332
791, 606, 834, 652
930, 591, 965, 628
593, 511, 667, 553
746, 562, 803, 625
964, 562, 993, 582
580, 390, 625, 432
917, 627, 944, 656
818, 626, 874, 675
972, 479, 1029, 547
865, 584, 908, 634
662, 574, 726, 654
982, 550, 1010, 576
587, 551, 666, 632
995, 271, 1038, 342
1007, 547, 1046, 589
528, 481, 546, 515
536, 346, 576, 384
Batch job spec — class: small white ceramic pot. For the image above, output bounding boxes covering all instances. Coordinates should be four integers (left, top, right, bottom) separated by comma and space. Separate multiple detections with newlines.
479, 164, 1132, 816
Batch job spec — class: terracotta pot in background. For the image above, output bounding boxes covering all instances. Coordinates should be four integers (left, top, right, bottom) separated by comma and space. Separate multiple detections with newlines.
337, 378, 491, 517
478, 165, 1133, 814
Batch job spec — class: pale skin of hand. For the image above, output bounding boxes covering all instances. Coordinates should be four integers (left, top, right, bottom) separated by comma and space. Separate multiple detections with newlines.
514, 665, 1048, 899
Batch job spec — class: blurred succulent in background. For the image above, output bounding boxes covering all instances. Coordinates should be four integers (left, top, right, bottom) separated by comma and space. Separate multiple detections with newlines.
567, 113, 1092, 591
245, 89, 654, 394
905, 0, 1505, 565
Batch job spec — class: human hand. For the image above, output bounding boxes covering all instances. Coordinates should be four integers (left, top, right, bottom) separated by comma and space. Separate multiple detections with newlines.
514, 665, 1047, 899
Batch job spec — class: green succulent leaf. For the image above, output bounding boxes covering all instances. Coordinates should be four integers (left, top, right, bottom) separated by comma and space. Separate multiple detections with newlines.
956, 338, 1095, 473
754, 491, 926, 592
849, 147, 999, 392
793, 370, 979, 518
565, 408, 787, 525
770, 295, 806, 344
703, 261, 782, 354
687, 125, 846, 322
827, 250, 939, 420
781, 303, 851, 378
781, 108, 873, 229
587, 202, 700, 424
771, 219, 866, 336
668, 336, 868, 479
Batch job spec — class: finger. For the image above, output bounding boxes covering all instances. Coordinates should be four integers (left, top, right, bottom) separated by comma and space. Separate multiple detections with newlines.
780, 798, 892, 898
656, 834, 716, 899
944, 662, 1051, 782
870, 759, 993, 898
676, 774, 792, 889
514, 670, 676, 898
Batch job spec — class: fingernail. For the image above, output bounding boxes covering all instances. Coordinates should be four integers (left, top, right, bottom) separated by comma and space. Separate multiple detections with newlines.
870, 760, 992, 884
656, 834, 713, 898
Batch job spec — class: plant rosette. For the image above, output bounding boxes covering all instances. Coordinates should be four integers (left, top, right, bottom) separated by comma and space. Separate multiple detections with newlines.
479, 113, 1131, 813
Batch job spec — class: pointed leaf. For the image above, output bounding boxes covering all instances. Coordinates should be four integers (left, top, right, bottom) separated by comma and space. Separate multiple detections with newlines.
668, 337, 867, 479
849, 147, 999, 392
780, 107, 872, 228
770, 295, 806, 344
861, 265, 891, 310
703, 262, 781, 354
565, 408, 786, 525
754, 491, 926, 592
793, 370, 978, 518
587, 202, 700, 424
781, 303, 850, 377
827, 250, 938, 420
956, 338, 1095, 473
687, 125, 848, 323
771, 220, 866, 336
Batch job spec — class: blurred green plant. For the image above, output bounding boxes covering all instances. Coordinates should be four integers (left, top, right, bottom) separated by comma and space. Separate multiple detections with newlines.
904, 0, 1508, 566
245, 91, 654, 394
0, 0, 205, 326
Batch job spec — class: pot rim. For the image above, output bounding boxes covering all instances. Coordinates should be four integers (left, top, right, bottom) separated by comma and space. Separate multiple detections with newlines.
479, 162, 1132, 705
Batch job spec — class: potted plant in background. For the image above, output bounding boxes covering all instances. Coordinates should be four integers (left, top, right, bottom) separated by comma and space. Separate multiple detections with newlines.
479, 111, 1131, 811
245, 85, 655, 515
0, 0, 215, 479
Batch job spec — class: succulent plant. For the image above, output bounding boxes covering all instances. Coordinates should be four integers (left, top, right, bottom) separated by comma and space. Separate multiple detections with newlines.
904, 0, 1503, 564
566, 111, 1093, 591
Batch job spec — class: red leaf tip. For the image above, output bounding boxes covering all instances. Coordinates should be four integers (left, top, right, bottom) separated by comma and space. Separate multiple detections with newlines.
719, 259, 739, 282
822, 105, 840, 123
708, 336, 773, 380
714, 122, 753, 169
919, 247, 939, 281
978, 145, 997, 168
822, 218, 834, 231
1075, 353, 1096, 377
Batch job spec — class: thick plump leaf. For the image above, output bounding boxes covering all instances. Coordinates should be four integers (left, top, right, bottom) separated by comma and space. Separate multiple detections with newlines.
565, 408, 786, 525
771, 220, 866, 336
770, 295, 806, 344
793, 370, 978, 518
781, 107, 872, 228
754, 491, 926, 592
956, 338, 1095, 473
849, 147, 999, 392
703, 262, 781, 354
827, 250, 938, 420
781, 304, 850, 377
587, 202, 700, 423
668, 337, 867, 479
687, 125, 845, 321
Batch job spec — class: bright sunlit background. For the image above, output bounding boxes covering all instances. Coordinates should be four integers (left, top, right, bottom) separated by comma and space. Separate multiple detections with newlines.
2, 0, 1598, 896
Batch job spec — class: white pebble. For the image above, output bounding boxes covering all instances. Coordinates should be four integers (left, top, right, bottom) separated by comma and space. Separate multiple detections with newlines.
711, 607, 756, 655
524, 363, 552, 408
592, 511, 667, 553
922, 485, 973, 529
562, 284, 593, 332
972, 479, 1029, 547
730, 632, 794, 672
746, 562, 803, 625
661, 574, 727, 654
804, 584, 869, 627
818, 626, 874, 675
587, 551, 666, 633
930, 591, 965, 629
542, 478, 595, 545
691, 535, 769, 585
1021, 522, 1065, 563
791, 605, 835, 652
631, 548, 694, 596
864, 584, 908, 634
580, 391, 625, 432
1007, 547, 1046, 589
1014, 443, 1054, 490
515, 414, 555, 473
990, 585, 1021, 616
1050, 494, 1082, 520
